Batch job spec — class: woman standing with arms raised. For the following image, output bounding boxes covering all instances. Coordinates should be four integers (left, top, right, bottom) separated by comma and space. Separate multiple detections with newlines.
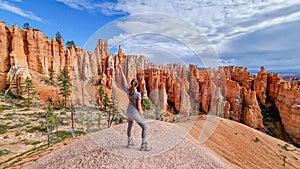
118, 65, 151, 151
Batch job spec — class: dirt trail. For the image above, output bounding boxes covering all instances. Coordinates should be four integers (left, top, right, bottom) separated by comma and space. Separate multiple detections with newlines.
23, 120, 230, 169
14, 115, 300, 169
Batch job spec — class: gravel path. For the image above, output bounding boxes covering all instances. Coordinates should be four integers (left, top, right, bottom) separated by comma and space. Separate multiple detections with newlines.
23, 120, 231, 169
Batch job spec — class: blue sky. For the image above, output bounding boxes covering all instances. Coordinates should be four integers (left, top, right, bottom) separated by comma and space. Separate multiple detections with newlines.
1, 0, 300, 71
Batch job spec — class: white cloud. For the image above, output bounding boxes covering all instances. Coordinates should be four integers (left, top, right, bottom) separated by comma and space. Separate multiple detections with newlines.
56, 0, 124, 15
0, 0, 42, 21
83, 0, 300, 69
85, 13, 221, 68
56, 0, 92, 10
111, 0, 300, 51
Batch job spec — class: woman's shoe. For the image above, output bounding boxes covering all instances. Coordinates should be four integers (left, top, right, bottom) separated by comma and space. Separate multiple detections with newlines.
140, 142, 151, 151
127, 138, 135, 148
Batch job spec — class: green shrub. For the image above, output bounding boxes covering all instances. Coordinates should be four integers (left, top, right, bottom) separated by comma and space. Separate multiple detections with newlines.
15, 131, 22, 136
59, 99, 66, 109
5, 92, 16, 99
0, 124, 8, 134
27, 126, 46, 133
229, 111, 234, 120
0, 107, 8, 113
4, 113, 14, 120
119, 117, 124, 124
54, 130, 84, 141
25, 140, 41, 145
8, 123, 25, 129
21, 108, 31, 111
0, 149, 11, 156
31, 141, 41, 145
142, 98, 153, 111
114, 117, 120, 125
60, 111, 66, 115
253, 137, 260, 143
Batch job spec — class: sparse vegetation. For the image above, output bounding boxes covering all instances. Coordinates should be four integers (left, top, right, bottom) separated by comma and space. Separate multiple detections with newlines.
15, 131, 22, 136
0, 87, 93, 167
229, 111, 234, 120
9, 123, 28, 129
278, 143, 296, 151
142, 98, 153, 111
60, 111, 66, 115
25, 140, 41, 146
27, 126, 46, 133
21, 108, 31, 111
155, 102, 162, 120
0, 106, 8, 113
53, 130, 84, 142
254, 137, 260, 143
0, 144, 48, 167
0, 124, 8, 134
4, 113, 14, 120
0, 149, 11, 157
260, 103, 289, 141
260, 103, 281, 123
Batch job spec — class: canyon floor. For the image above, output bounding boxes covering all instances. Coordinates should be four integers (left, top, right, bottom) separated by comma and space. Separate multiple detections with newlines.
2, 116, 298, 169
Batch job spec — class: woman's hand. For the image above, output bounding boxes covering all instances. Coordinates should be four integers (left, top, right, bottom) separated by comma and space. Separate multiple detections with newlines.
118, 64, 128, 89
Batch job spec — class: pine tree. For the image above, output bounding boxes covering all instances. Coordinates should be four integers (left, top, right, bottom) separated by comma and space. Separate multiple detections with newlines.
108, 86, 118, 127
57, 68, 72, 108
66, 40, 75, 47
103, 93, 112, 110
48, 68, 54, 85
55, 31, 63, 43
98, 84, 105, 109
155, 101, 162, 120
46, 104, 56, 146
23, 22, 30, 29
22, 77, 37, 107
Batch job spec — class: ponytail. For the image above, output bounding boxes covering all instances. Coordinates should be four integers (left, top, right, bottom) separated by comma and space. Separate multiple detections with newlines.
129, 85, 135, 96
129, 79, 139, 96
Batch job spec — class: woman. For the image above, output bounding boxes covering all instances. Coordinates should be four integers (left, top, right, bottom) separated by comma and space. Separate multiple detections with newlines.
119, 66, 151, 151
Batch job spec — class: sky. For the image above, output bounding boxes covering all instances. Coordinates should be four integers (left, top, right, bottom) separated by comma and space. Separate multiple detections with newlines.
1, 0, 300, 72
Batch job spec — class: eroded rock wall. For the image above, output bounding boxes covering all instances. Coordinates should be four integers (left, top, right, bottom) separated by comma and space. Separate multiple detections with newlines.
1, 22, 299, 145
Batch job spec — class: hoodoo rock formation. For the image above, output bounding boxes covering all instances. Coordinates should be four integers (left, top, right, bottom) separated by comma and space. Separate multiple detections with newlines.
6, 65, 31, 96
0, 22, 300, 146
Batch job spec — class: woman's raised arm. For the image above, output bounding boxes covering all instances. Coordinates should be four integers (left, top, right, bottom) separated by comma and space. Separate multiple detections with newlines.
118, 64, 129, 90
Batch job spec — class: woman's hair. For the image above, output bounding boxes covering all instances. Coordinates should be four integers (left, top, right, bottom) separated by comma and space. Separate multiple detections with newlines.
129, 79, 139, 96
